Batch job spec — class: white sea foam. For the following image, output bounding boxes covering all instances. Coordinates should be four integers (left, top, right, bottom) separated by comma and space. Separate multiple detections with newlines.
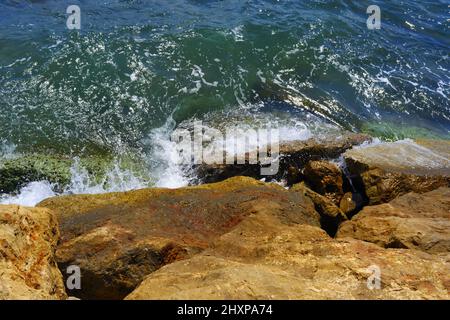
0, 111, 330, 207
64, 158, 148, 194
139, 108, 318, 190
0, 181, 56, 207
146, 120, 191, 189
0, 158, 149, 207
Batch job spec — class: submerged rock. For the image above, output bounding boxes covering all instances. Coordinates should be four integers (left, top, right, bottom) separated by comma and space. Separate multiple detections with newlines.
126, 207, 449, 300
0, 205, 67, 300
195, 132, 371, 184
37, 176, 320, 300
337, 187, 450, 254
360, 121, 450, 142
0, 154, 73, 193
0, 153, 151, 195
344, 139, 450, 205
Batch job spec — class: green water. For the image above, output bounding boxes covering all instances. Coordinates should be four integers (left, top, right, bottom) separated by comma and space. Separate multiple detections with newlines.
0, 1, 449, 199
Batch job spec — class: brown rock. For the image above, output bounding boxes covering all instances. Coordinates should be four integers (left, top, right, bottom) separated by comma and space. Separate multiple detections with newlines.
344, 139, 450, 205
37, 176, 320, 300
303, 160, 344, 204
0, 205, 67, 300
286, 166, 302, 186
126, 209, 449, 300
337, 187, 450, 254
291, 182, 347, 236
340, 192, 357, 215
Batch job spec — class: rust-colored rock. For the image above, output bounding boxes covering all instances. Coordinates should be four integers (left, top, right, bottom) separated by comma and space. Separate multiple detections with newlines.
0, 205, 67, 300
126, 209, 449, 300
38, 176, 320, 300
337, 187, 450, 254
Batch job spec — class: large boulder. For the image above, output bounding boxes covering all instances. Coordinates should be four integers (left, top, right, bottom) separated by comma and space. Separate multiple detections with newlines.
126, 208, 449, 300
344, 139, 450, 205
195, 132, 371, 184
0, 205, 67, 300
37, 177, 320, 300
337, 188, 450, 254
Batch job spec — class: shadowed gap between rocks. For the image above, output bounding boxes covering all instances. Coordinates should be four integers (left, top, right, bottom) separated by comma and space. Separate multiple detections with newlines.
58, 242, 190, 300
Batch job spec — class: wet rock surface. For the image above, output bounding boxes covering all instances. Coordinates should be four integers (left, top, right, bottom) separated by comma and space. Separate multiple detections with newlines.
344, 139, 450, 205
0, 205, 67, 300
0, 154, 113, 194
0, 155, 73, 194
0, 153, 150, 195
194, 132, 371, 184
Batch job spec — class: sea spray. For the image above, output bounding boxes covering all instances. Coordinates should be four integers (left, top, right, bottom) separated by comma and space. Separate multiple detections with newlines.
0, 157, 150, 206
0, 181, 56, 207
0, 140, 17, 160
144, 118, 192, 188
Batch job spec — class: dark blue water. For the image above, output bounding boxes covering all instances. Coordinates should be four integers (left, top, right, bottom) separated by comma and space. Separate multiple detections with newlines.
0, 0, 449, 156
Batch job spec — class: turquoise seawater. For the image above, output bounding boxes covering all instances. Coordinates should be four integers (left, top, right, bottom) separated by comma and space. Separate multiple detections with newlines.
0, 0, 449, 202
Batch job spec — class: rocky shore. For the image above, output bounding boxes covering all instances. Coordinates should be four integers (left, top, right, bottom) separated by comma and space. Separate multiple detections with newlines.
1, 133, 449, 300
